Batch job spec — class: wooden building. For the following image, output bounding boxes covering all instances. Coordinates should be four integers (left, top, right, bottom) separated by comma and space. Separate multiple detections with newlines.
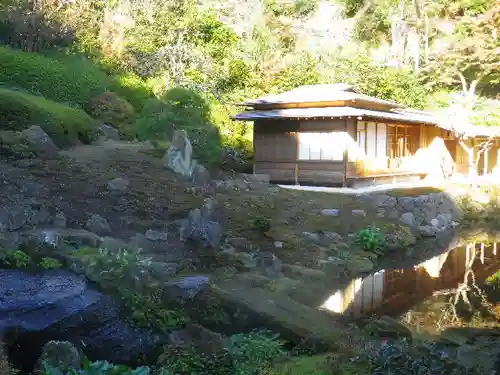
233, 84, 500, 186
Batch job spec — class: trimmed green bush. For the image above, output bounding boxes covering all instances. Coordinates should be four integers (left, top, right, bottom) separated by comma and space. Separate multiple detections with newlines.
0, 88, 96, 146
87, 92, 136, 136
0, 46, 152, 111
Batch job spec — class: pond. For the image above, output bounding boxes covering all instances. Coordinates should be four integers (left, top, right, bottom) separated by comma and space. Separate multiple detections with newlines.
319, 232, 500, 372
320, 239, 499, 324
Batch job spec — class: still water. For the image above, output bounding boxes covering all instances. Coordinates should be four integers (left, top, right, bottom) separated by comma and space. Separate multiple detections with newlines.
321, 238, 500, 333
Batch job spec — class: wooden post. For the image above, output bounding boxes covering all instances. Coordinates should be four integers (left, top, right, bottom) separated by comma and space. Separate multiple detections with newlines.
480, 242, 485, 264
494, 242, 497, 256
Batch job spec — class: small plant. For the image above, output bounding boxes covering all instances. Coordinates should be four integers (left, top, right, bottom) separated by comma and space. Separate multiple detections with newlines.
42, 359, 149, 375
354, 226, 386, 253
39, 257, 63, 270
252, 216, 271, 233
4, 250, 32, 268
157, 347, 232, 375
228, 330, 287, 375
119, 287, 186, 331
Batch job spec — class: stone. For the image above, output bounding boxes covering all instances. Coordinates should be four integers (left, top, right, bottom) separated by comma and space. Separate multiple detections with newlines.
85, 214, 111, 236
301, 232, 321, 243
351, 209, 366, 217
372, 195, 398, 210
436, 213, 451, 228
145, 229, 168, 242
98, 124, 120, 141
346, 255, 374, 273
321, 209, 341, 217
400, 212, 415, 227
167, 323, 227, 358
53, 212, 67, 228
180, 208, 221, 248
163, 275, 210, 302
192, 164, 212, 187
399, 197, 416, 212
34, 341, 82, 375
324, 232, 343, 242
163, 130, 195, 178
107, 177, 129, 191
419, 225, 437, 237
0, 270, 166, 368
274, 241, 284, 248
21, 126, 59, 156
364, 316, 412, 342
430, 218, 440, 228
0, 204, 34, 232
255, 252, 283, 278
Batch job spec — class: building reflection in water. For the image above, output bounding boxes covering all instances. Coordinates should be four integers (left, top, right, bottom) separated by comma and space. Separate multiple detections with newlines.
320, 242, 500, 318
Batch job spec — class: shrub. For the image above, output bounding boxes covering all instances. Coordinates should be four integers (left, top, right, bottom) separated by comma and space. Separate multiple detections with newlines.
42, 359, 149, 375
0, 88, 96, 146
0, 46, 153, 111
0, 340, 18, 375
39, 257, 63, 270
135, 87, 223, 166
87, 92, 136, 136
354, 226, 386, 253
2, 250, 32, 268
0, 46, 107, 107
228, 330, 286, 375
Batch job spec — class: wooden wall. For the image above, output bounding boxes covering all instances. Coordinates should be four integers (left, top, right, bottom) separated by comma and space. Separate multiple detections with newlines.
253, 118, 356, 185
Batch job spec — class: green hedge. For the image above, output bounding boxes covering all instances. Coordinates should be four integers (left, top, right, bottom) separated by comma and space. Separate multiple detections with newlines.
0, 88, 96, 146
0, 46, 152, 111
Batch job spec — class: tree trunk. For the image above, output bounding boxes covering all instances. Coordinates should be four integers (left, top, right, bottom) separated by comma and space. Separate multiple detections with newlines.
459, 139, 477, 178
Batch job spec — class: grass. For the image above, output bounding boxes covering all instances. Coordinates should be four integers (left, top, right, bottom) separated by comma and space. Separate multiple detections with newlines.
0, 87, 96, 146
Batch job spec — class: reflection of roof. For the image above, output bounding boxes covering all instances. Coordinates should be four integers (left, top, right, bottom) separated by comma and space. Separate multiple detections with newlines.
233, 106, 440, 125
241, 84, 403, 108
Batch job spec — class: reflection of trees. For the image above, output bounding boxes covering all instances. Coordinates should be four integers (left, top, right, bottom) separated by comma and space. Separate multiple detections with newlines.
435, 244, 498, 327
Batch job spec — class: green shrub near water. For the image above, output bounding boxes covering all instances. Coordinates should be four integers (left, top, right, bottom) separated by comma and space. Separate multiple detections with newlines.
0, 88, 96, 146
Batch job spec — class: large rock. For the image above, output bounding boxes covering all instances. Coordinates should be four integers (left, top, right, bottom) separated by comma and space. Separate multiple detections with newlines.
98, 124, 120, 141
364, 315, 413, 342
0, 270, 165, 369
107, 177, 129, 192
180, 207, 221, 248
85, 214, 111, 236
21, 126, 59, 156
163, 130, 195, 178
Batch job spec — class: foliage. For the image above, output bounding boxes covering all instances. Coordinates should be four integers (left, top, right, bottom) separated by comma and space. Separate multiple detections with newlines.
2, 250, 32, 268
157, 347, 232, 375
0, 87, 96, 146
73, 245, 185, 331
118, 287, 186, 332
252, 216, 272, 233
424, 1, 500, 93
228, 330, 286, 375
135, 87, 223, 166
0, 46, 152, 111
42, 359, 149, 375
0, 340, 18, 375
369, 340, 484, 375
39, 257, 63, 270
87, 92, 136, 137
355, 226, 386, 252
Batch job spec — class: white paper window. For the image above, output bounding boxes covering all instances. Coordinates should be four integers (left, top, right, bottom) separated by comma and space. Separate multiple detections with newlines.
298, 132, 347, 161
376, 123, 387, 158
366, 122, 377, 158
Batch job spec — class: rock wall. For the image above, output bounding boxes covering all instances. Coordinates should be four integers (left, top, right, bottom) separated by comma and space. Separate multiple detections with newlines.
362, 192, 463, 237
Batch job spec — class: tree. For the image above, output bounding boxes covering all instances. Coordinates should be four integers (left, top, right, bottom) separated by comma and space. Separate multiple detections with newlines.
425, 2, 500, 101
